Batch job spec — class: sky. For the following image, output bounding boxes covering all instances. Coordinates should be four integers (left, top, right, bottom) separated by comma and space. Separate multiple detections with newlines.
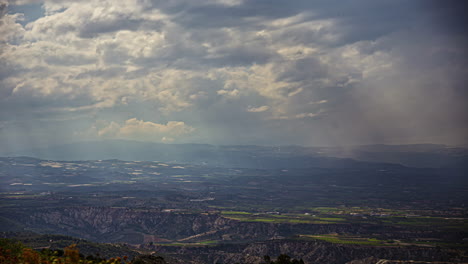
1, 0, 467, 150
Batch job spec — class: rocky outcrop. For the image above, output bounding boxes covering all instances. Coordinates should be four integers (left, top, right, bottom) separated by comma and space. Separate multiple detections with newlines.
13, 207, 402, 244
21, 207, 224, 242
5, 207, 467, 263
152, 240, 467, 264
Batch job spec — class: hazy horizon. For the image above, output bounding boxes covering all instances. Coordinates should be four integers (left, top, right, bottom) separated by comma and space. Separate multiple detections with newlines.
3, 137, 468, 153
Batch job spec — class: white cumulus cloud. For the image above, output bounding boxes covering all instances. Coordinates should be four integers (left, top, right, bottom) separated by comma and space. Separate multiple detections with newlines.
85, 118, 195, 142
247, 105, 270, 113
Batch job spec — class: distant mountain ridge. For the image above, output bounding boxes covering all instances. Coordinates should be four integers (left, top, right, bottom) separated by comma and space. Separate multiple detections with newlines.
318, 143, 468, 168
1, 140, 466, 169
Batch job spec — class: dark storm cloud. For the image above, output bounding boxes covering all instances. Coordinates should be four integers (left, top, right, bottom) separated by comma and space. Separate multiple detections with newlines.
170, 2, 306, 28
203, 45, 277, 67
0, 1, 7, 17
425, 1, 468, 35
78, 18, 147, 38
168, 0, 423, 44
78, 18, 165, 38
275, 57, 328, 83
74, 67, 128, 79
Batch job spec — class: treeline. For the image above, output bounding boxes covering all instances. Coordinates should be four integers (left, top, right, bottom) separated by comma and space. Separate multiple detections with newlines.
0, 238, 137, 264
1, 238, 307, 264
1, 232, 138, 259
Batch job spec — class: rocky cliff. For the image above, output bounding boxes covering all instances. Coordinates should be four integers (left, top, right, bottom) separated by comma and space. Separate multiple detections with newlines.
5, 207, 467, 263
13, 207, 410, 244
151, 240, 467, 264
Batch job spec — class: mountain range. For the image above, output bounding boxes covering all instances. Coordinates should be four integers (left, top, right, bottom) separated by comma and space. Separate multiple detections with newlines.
2, 140, 467, 169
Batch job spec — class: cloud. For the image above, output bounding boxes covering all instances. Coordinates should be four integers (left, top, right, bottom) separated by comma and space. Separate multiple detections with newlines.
295, 112, 320, 119
85, 118, 195, 142
309, 100, 327, 104
217, 89, 239, 97
247, 105, 269, 113
0, 12, 25, 42
0, 0, 467, 147
287, 88, 303, 97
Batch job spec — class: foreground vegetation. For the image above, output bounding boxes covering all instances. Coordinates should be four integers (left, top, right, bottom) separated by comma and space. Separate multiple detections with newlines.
0, 239, 133, 264
0, 238, 310, 264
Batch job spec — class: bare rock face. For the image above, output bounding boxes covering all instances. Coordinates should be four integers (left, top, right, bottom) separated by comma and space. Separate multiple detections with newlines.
154, 240, 467, 264
8, 206, 468, 263
23, 207, 226, 242
16, 206, 366, 243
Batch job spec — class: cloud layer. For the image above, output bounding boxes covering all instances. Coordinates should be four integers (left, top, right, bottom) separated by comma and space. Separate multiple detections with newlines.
82, 118, 194, 142
1, 0, 467, 147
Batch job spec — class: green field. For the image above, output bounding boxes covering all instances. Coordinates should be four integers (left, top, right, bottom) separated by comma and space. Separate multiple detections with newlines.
300, 234, 388, 246
220, 211, 348, 224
